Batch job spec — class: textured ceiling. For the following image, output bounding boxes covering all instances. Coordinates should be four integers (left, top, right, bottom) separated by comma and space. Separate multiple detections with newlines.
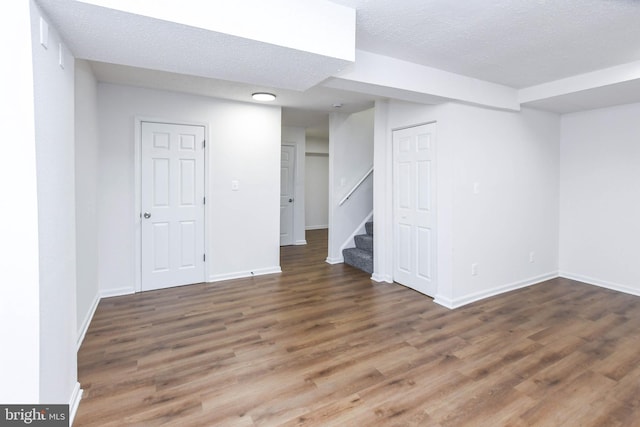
37, 0, 351, 91
89, 61, 376, 127
34, 0, 640, 126
329, 0, 640, 88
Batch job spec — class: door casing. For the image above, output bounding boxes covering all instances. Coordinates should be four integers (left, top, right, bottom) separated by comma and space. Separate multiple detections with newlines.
280, 144, 296, 246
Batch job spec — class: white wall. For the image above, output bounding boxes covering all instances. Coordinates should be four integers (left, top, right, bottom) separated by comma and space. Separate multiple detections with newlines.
305, 137, 329, 229
281, 126, 306, 244
30, 0, 81, 407
0, 0, 41, 404
97, 83, 281, 293
75, 60, 101, 345
378, 101, 560, 308
445, 103, 560, 307
328, 108, 374, 262
307, 136, 330, 154
305, 153, 329, 229
559, 103, 640, 294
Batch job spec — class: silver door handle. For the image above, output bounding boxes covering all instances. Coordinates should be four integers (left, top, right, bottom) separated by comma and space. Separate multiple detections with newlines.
143, 212, 151, 219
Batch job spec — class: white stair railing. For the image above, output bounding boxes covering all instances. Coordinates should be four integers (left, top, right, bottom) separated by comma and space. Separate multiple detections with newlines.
338, 167, 373, 206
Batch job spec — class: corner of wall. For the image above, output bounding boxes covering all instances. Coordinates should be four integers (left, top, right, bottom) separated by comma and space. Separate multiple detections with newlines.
559, 271, 640, 298
69, 382, 83, 426
76, 293, 100, 351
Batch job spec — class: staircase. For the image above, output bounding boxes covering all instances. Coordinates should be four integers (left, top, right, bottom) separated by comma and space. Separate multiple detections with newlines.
343, 221, 373, 274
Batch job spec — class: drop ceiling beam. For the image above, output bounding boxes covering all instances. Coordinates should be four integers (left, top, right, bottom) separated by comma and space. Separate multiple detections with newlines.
325, 50, 520, 111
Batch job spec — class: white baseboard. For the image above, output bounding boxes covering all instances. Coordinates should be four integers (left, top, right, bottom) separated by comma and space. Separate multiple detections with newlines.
371, 273, 393, 283
295, 240, 307, 245
69, 381, 83, 426
326, 256, 343, 265
208, 266, 282, 282
433, 294, 455, 309
100, 287, 135, 299
559, 271, 640, 297
434, 272, 559, 310
77, 293, 100, 351
305, 225, 328, 230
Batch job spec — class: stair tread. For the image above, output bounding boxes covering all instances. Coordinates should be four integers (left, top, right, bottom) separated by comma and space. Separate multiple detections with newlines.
354, 234, 373, 252
343, 247, 373, 257
343, 222, 374, 274
343, 247, 373, 274
355, 234, 372, 240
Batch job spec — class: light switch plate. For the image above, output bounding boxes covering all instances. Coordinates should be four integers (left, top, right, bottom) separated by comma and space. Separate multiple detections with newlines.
231, 180, 239, 191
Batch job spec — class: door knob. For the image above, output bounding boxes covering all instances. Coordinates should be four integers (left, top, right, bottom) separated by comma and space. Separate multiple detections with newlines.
289, 198, 294, 203
143, 212, 151, 219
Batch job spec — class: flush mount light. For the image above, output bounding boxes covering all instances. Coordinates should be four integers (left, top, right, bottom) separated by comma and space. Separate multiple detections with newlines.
252, 92, 276, 102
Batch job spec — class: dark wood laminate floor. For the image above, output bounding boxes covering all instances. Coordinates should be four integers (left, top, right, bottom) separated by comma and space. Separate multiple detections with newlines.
75, 230, 640, 426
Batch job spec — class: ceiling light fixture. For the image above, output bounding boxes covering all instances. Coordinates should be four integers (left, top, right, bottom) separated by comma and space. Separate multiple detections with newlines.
252, 92, 276, 102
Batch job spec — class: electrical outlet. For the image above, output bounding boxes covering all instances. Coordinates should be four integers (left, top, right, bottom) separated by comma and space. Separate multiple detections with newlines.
529, 252, 535, 263
471, 263, 478, 276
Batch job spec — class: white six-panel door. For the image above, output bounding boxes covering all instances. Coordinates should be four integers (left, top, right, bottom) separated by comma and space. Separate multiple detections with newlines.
280, 145, 295, 246
141, 122, 205, 291
392, 123, 437, 296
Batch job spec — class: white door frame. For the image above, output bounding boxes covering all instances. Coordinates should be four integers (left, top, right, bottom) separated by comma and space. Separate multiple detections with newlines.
134, 117, 209, 292
391, 121, 437, 296
281, 134, 307, 246
280, 143, 296, 246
